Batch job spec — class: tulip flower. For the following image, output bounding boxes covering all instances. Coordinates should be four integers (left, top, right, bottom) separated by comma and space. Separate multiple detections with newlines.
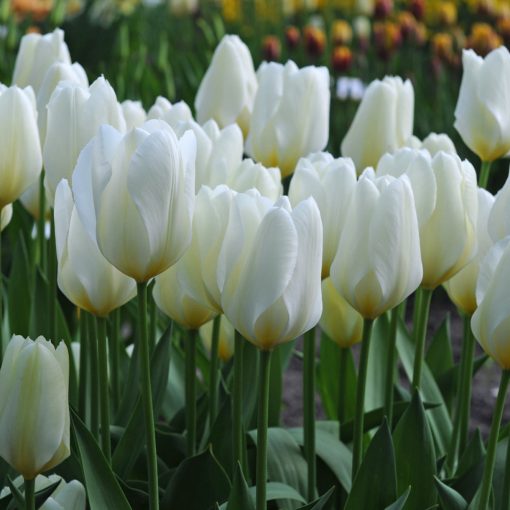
195, 35, 257, 137
377, 149, 478, 289
174, 119, 244, 192
121, 100, 147, 129
40, 479, 86, 510
146, 96, 192, 128
289, 153, 357, 278
454, 47, 510, 163
0, 335, 70, 480
43, 77, 126, 204
420, 132, 457, 156
12, 28, 71, 95
0, 205, 12, 232
0, 86, 42, 210
488, 172, 510, 243
200, 316, 235, 362
341, 76, 414, 172
229, 159, 283, 201
72, 121, 195, 283
54, 179, 136, 317
444, 189, 494, 316
246, 60, 330, 178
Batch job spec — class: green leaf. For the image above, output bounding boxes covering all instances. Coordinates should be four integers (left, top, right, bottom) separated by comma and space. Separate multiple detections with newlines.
112, 324, 172, 478
208, 397, 234, 478
393, 392, 436, 510
5, 477, 24, 509
288, 427, 352, 492
384, 488, 412, 510
226, 463, 255, 510
29, 269, 49, 338
71, 410, 131, 510
426, 316, 454, 378
396, 319, 452, 457
434, 477, 468, 510
161, 447, 230, 510
295, 487, 336, 509
345, 420, 397, 509
162, 340, 186, 422
268, 344, 283, 427
241, 341, 260, 430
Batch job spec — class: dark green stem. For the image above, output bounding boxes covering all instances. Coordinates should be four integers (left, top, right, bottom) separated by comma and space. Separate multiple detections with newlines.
97, 316, 111, 462
209, 315, 221, 427
185, 329, 197, 456
303, 328, 317, 501
502, 429, 510, 509
459, 314, 476, 453
88, 314, 99, 440
479, 369, 510, 510
37, 171, 46, 270
137, 281, 159, 510
352, 318, 375, 479
479, 160, 492, 190
338, 346, 349, 441
384, 306, 400, 426
109, 309, 121, 412
412, 288, 433, 389
233, 330, 245, 472
78, 310, 89, 420
48, 215, 57, 341
24, 478, 35, 510
256, 349, 273, 510
149, 285, 157, 353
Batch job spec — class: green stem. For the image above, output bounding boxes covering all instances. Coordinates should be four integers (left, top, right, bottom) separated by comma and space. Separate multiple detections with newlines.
78, 309, 89, 420
24, 478, 35, 510
479, 160, 492, 190
412, 288, 433, 389
256, 349, 273, 510
233, 330, 245, 472
209, 315, 221, 427
303, 328, 317, 502
352, 318, 374, 479
338, 346, 349, 441
97, 317, 111, 462
459, 314, 476, 453
37, 171, 46, 270
479, 369, 510, 510
137, 281, 159, 510
384, 306, 400, 426
149, 284, 156, 353
88, 314, 100, 440
502, 430, 510, 509
48, 215, 57, 341
109, 309, 121, 412
185, 329, 197, 457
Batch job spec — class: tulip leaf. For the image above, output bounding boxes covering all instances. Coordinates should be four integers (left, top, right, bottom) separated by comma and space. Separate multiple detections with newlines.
242, 340, 260, 430
5, 477, 24, 509
393, 392, 437, 510
317, 334, 356, 421
344, 420, 397, 509
425, 316, 454, 379
288, 427, 352, 492
161, 447, 230, 510
112, 324, 172, 478
396, 319, 452, 456
225, 462, 255, 510
155, 425, 187, 470
208, 397, 234, 478
384, 487, 412, 510
162, 339, 186, 422
434, 477, 468, 510
295, 486, 336, 509
71, 410, 131, 510
29, 269, 49, 339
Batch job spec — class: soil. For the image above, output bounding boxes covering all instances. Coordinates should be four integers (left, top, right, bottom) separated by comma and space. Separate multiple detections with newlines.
281, 288, 510, 438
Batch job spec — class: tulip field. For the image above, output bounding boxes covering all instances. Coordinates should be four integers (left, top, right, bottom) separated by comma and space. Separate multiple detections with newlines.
3, 1, 510, 510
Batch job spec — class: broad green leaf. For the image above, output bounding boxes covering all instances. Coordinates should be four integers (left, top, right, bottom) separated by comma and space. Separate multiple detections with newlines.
288, 427, 352, 492
241, 341, 260, 430
384, 488, 412, 510
295, 487, 336, 509
161, 448, 230, 510
29, 269, 49, 339
396, 319, 452, 456
71, 410, 131, 510
162, 340, 186, 422
393, 392, 436, 510
226, 463, 255, 510
426, 316, 454, 378
208, 397, 234, 478
434, 477, 468, 510
155, 426, 186, 469
345, 420, 396, 510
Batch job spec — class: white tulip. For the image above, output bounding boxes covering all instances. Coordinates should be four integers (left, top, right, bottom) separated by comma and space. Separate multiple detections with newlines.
121, 100, 147, 129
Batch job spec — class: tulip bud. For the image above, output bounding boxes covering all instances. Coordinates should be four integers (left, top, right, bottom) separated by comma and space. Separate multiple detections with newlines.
121, 100, 147, 129
444, 189, 494, 315
0, 205, 12, 232
413, 132, 457, 156
40, 478, 86, 510
0, 86, 42, 209
377, 149, 478, 289
410, 0, 425, 20
303, 26, 326, 57
218, 192, 323, 349
54, 179, 136, 317
200, 317, 235, 361
285, 26, 301, 49
341, 76, 414, 172
72, 121, 195, 283
43, 77, 126, 204
262, 36, 281, 62
12, 28, 71, 95
454, 47, 510, 162
195, 35, 257, 137
289, 152, 357, 278
471, 237, 510, 369
229, 159, 283, 201
331, 20, 353, 46
0, 336, 70, 480
320, 278, 363, 348
331, 46, 353, 73
246, 60, 330, 178
330, 171, 422, 319
147, 96, 193, 129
